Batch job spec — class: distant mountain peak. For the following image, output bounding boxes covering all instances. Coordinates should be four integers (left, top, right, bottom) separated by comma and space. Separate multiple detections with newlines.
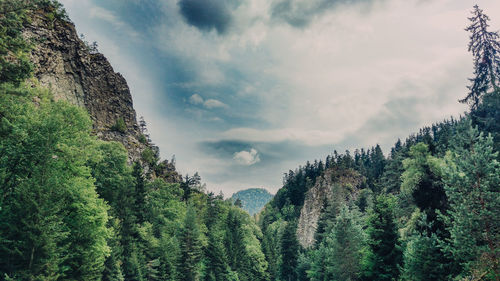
231, 188, 274, 216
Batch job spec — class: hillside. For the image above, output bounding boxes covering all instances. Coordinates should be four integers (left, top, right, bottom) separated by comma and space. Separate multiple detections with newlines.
231, 188, 274, 216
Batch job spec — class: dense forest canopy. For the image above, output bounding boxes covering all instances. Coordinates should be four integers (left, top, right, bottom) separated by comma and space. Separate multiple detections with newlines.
0, 1, 499, 281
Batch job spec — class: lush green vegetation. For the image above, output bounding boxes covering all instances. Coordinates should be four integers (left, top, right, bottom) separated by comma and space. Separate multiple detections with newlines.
231, 188, 274, 216
0, 1, 498, 281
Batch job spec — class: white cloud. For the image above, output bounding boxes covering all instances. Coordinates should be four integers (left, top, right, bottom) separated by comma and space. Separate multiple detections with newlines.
189, 94, 204, 105
233, 148, 261, 165
189, 94, 227, 109
204, 99, 228, 109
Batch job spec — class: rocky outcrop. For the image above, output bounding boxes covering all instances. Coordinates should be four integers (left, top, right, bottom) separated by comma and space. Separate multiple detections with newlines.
23, 12, 147, 164
296, 168, 364, 248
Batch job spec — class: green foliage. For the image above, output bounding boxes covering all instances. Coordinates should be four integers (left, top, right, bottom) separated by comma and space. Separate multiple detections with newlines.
142, 147, 159, 167
111, 117, 127, 133
0, 87, 110, 280
401, 232, 448, 281
363, 195, 402, 281
471, 91, 500, 154
401, 143, 447, 232
0, 0, 33, 85
138, 133, 147, 144
204, 230, 232, 281
179, 203, 203, 281
308, 205, 365, 281
280, 221, 299, 281
442, 122, 500, 279
225, 207, 269, 281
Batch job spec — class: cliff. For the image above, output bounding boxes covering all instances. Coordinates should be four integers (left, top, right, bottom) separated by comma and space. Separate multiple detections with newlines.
296, 168, 364, 248
23, 9, 180, 181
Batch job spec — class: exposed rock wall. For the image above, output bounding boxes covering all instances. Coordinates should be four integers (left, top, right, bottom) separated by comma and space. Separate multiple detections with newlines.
23, 12, 145, 163
22, 11, 181, 182
296, 168, 364, 248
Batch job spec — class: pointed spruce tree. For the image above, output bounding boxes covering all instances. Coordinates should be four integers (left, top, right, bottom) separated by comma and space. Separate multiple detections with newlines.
179, 203, 202, 281
363, 195, 402, 281
280, 221, 300, 281
461, 5, 500, 108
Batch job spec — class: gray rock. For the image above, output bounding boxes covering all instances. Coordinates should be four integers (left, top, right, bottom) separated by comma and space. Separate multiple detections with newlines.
296, 168, 364, 248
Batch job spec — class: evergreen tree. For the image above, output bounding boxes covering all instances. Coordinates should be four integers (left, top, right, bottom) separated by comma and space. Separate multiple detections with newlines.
363, 195, 402, 281
309, 205, 365, 281
204, 230, 231, 281
324, 205, 365, 281
280, 221, 300, 281
179, 204, 203, 281
308, 244, 329, 281
133, 162, 146, 223
88, 141, 142, 281
443, 122, 500, 280
225, 207, 268, 281
399, 209, 455, 281
471, 90, 500, 154
461, 5, 500, 108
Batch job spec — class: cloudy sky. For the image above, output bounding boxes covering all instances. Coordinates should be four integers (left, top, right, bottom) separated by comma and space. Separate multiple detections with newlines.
60, 0, 499, 196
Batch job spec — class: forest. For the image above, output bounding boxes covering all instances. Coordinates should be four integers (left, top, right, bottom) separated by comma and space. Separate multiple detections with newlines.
0, 1, 499, 281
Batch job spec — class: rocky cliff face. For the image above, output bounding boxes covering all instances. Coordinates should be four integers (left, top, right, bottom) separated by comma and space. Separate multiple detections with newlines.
296, 168, 364, 248
23, 11, 180, 181
23, 12, 145, 162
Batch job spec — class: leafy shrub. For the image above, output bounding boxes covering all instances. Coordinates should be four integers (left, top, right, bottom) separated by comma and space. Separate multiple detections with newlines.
111, 117, 127, 133
138, 134, 147, 144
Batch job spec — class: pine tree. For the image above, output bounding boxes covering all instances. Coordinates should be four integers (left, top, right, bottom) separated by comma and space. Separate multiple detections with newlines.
363, 195, 402, 281
179, 204, 202, 281
280, 221, 300, 281
400, 214, 452, 281
309, 205, 365, 281
133, 162, 146, 223
204, 230, 231, 281
443, 122, 500, 280
461, 5, 500, 108
324, 205, 365, 281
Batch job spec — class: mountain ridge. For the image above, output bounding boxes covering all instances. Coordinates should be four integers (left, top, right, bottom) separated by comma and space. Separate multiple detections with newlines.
231, 188, 274, 215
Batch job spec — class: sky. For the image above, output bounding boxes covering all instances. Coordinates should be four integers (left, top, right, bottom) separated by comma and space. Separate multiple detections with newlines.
59, 0, 500, 196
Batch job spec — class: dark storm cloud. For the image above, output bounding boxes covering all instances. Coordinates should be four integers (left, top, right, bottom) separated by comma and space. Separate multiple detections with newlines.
178, 0, 240, 34
271, 0, 373, 28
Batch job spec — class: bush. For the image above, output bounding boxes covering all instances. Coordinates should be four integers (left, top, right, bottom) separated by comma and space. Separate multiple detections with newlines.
138, 134, 147, 144
111, 118, 127, 133
141, 147, 159, 166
